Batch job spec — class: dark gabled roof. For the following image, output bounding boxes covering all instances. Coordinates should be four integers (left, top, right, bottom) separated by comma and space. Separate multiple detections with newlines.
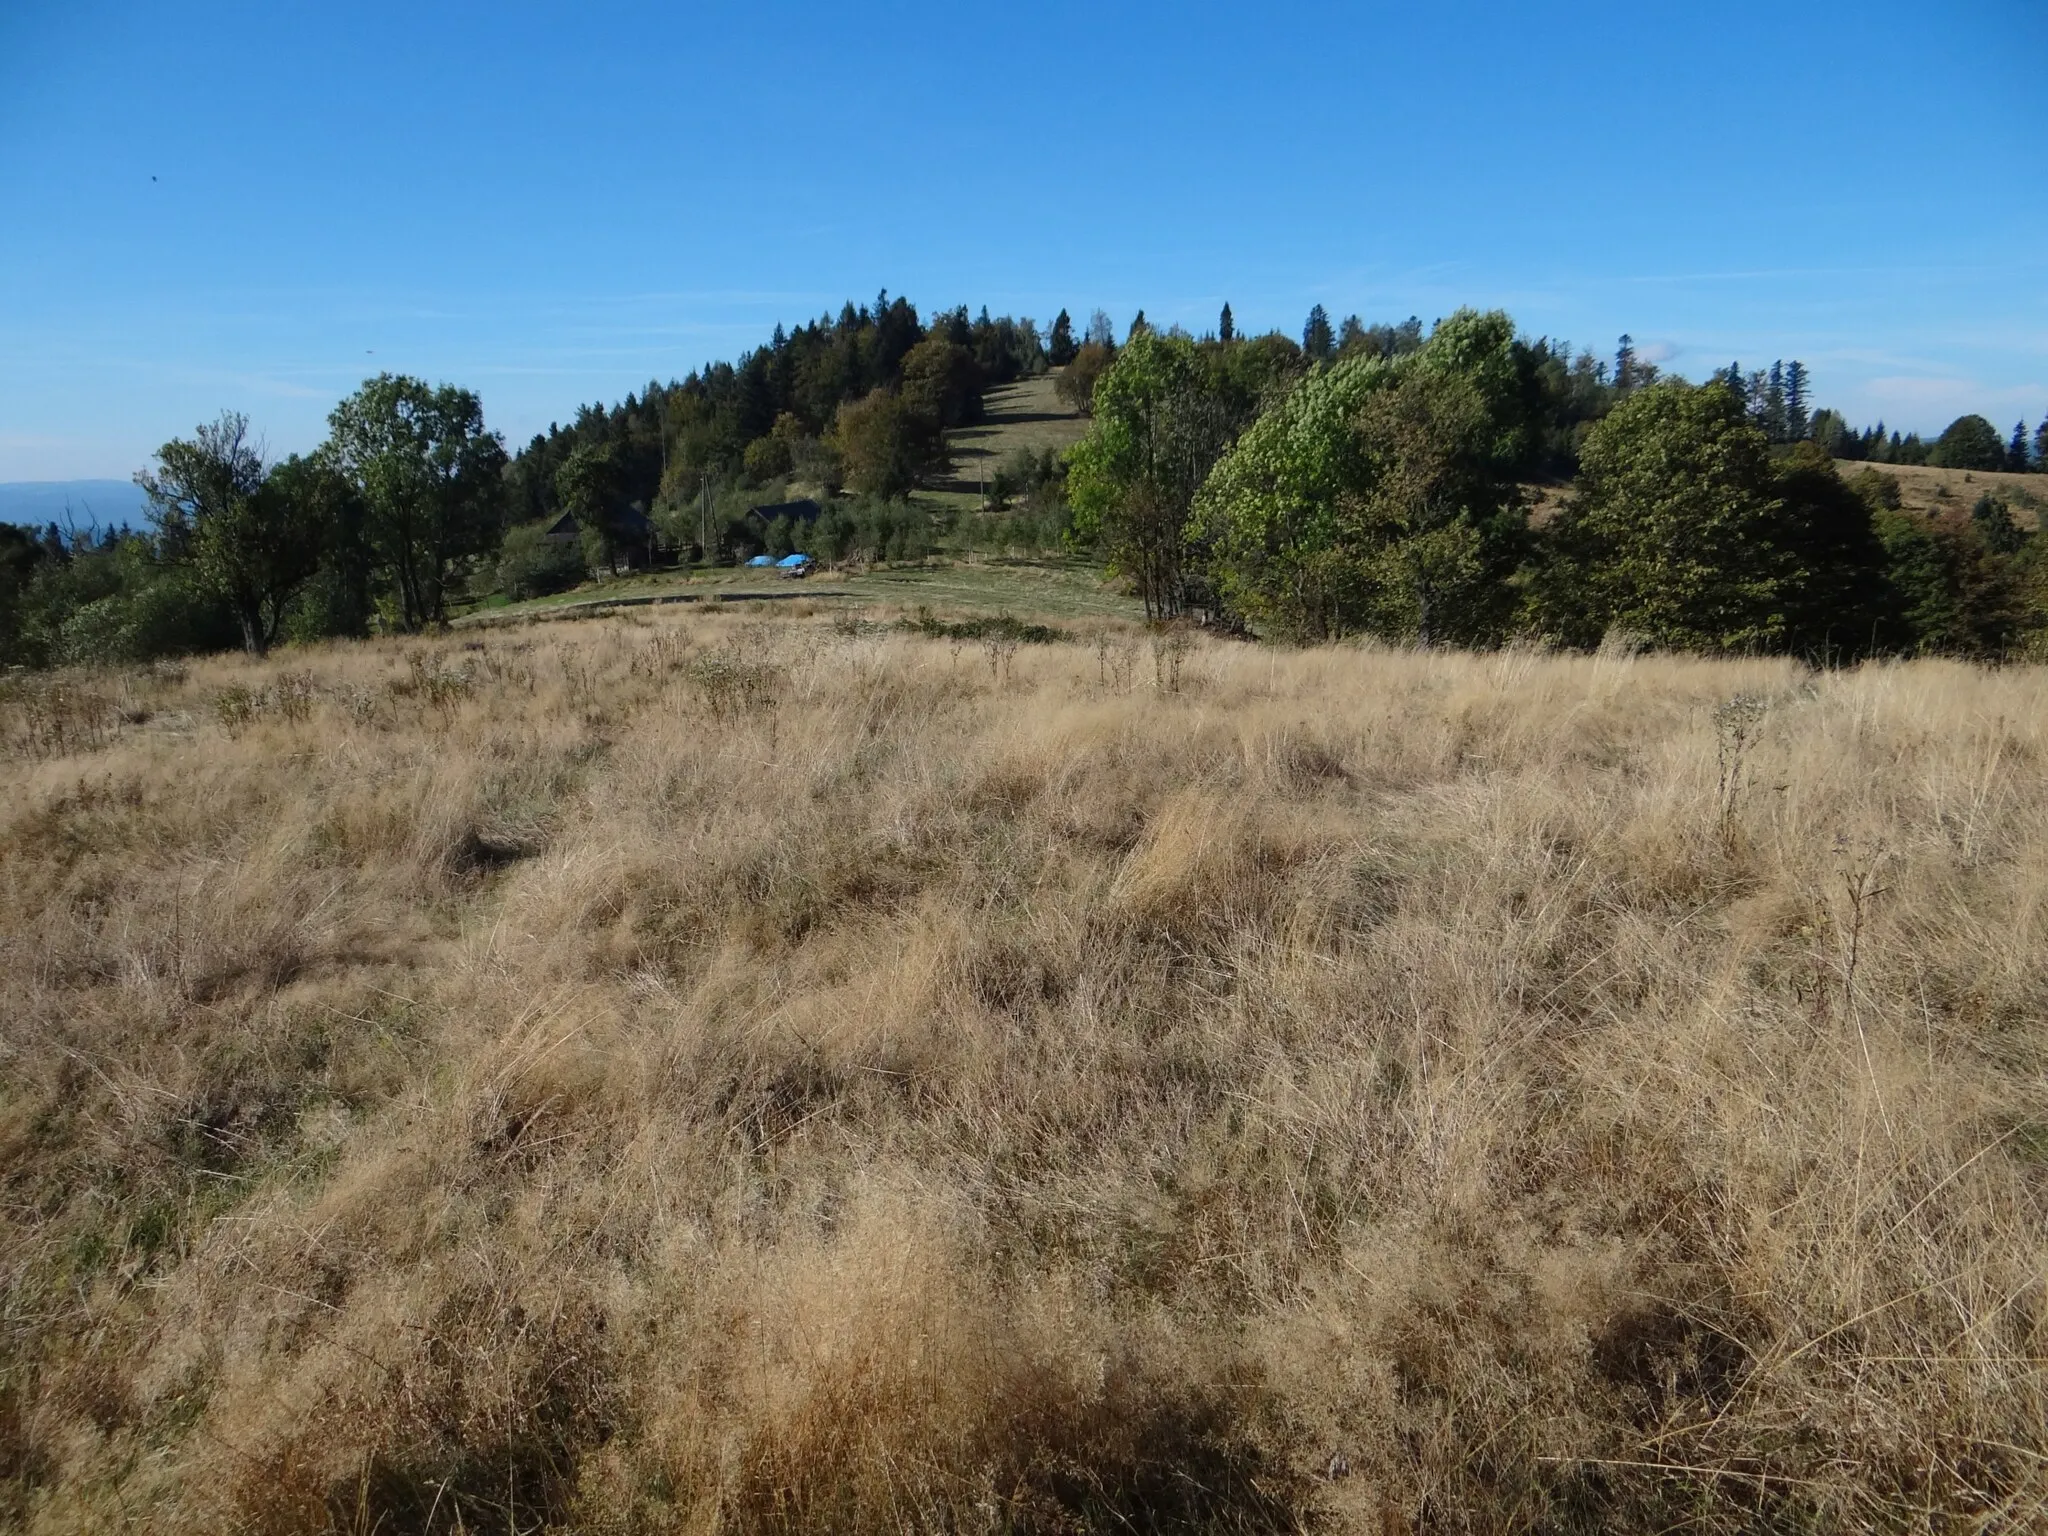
544, 507, 653, 541
747, 498, 823, 524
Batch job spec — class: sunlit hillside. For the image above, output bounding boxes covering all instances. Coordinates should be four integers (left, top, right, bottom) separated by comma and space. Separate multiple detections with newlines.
4, 614, 2046, 1532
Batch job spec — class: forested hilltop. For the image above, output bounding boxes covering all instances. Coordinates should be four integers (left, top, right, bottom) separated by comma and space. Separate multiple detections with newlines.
5, 292, 2046, 666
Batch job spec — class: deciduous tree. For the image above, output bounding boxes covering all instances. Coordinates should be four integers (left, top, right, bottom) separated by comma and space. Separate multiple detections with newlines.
1545, 380, 1791, 651
325, 375, 506, 632
1930, 414, 2007, 471
1066, 331, 1241, 619
137, 411, 317, 655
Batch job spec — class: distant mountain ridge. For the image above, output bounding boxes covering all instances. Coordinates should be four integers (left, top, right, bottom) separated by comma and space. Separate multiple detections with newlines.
0, 480, 150, 531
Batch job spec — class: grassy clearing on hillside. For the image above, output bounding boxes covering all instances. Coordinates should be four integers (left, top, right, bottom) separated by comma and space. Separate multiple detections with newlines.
5, 622, 2048, 1532
1836, 459, 2048, 524
921, 371, 1092, 515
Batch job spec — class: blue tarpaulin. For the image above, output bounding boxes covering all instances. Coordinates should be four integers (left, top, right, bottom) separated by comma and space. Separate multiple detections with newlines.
776, 553, 812, 568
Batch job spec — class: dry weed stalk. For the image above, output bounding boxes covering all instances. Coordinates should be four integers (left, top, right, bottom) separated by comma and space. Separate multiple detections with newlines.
2, 620, 2046, 1533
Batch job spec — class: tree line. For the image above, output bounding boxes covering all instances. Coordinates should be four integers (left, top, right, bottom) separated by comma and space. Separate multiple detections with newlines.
3, 292, 2045, 667
1072, 307, 2048, 659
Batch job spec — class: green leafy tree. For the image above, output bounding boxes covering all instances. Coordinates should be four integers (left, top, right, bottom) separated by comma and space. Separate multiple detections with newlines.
325, 375, 506, 631
830, 387, 945, 497
899, 335, 982, 429
1930, 414, 2007, 470
1771, 443, 1898, 660
1066, 331, 1241, 619
0, 523, 49, 664
270, 453, 374, 641
1196, 310, 1532, 643
1338, 362, 1527, 646
495, 520, 584, 601
137, 410, 318, 655
1544, 380, 1792, 651
555, 442, 628, 574
1876, 505, 2029, 657
1194, 354, 1398, 640
1054, 342, 1116, 417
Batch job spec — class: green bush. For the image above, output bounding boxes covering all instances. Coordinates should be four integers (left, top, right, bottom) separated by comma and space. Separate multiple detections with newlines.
54, 564, 237, 666
496, 520, 585, 601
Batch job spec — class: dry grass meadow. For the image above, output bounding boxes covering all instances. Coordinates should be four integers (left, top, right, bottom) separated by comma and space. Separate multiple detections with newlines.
4, 612, 2048, 1533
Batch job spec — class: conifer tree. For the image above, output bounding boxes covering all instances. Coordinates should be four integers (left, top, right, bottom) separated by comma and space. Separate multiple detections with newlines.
1048, 309, 1077, 366
2035, 418, 2048, 474
1128, 310, 1149, 340
1302, 304, 1334, 362
2009, 419, 2032, 471
1783, 361, 1809, 441
1614, 335, 1637, 394
1218, 302, 1235, 343
1766, 362, 1787, 443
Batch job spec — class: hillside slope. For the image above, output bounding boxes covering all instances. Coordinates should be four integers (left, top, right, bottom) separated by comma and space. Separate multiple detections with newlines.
926, 370, 1091, 510
4, 625, 2047, 1532
1835, 458, 2047, 525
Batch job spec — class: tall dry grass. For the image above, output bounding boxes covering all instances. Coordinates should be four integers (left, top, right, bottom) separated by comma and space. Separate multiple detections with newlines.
3, 614, 2046, 1533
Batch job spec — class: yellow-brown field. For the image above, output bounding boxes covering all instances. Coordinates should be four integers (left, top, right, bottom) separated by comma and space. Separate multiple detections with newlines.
4, 617, 2047, 1532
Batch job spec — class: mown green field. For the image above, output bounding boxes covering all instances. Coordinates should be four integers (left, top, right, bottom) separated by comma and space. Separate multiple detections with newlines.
457, 555, 1140, 629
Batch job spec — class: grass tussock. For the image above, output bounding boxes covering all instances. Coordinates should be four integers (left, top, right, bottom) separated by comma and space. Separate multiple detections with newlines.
3, 616, 2048, 1532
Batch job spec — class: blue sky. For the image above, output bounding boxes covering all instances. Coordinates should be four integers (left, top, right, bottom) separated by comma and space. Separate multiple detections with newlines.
2, 0, 2044, 480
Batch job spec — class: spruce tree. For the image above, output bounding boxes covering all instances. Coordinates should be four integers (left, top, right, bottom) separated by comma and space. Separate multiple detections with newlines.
1302, 304, 1334, 363
1766, 362, 1787, 443
1048, 309, 1077, 366
2034, 417, 2048, 474
1218, 302, 1235, 343
1128, 310, 1149, 340
1783, 361, 1809, 441
2010, 419, 2032, 472
1614, 335, 1637, 394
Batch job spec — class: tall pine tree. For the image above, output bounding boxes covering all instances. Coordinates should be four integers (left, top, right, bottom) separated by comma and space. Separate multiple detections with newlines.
1218, 302, 1235, 343
1048, 309, 1077, 366
2010, 419, 2032, 472
1614, 334, 1637, 394
1783, 360, 1809, 441
1302, 304, 1334, 363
